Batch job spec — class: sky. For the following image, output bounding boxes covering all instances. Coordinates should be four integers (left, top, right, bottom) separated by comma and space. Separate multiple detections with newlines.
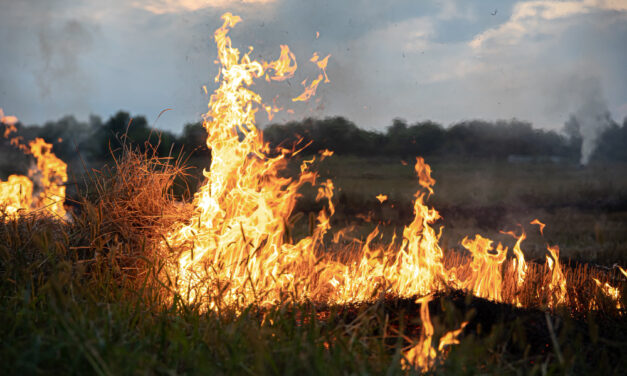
1, 0, 626, 133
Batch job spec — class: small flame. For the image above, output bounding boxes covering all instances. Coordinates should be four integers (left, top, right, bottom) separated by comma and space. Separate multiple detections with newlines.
376, 194, 388, 203
292, 52, 331, 102
1, 110, 67, 218
458, 235, 508, 301
318, 149, 333, 160
530, 218, 546, 236
402, 295, 467, 371
0, 108, 18, 127
545, 245, 567, 307
592, 278, 622, 309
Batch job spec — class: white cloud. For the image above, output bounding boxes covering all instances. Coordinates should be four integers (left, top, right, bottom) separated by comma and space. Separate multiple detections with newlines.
470, 0, 627, 49
133, 0, 276, 15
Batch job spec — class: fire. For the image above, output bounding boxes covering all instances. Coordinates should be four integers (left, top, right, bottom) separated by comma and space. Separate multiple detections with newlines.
375, 194, 387, 203
167, 13, 624, 316
592, 278, 623, 309
0, 175, 33, 216
292, 52, 330, 102
456, 235, 508, 301
402, 295, 468, 371
0, 109, 67, 218
166, 13, 450, 308
0, 108, 18, 127
545, 245, 567, 307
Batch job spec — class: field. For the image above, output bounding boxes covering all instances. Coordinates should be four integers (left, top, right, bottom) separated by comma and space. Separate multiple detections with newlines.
296, 156, 627, 265
4, 151, 624, 374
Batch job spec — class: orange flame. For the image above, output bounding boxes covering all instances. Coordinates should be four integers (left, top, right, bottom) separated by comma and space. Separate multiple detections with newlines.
0, 108, 18, 127
1, 110, 67, 218
545, 245, 567, 307
168, 13, 623, 319
402, 295, 468, 371
292, 52, 331, 102
375, 194, 388, 203
592, 278, 623, 309
530, 218, 546, 236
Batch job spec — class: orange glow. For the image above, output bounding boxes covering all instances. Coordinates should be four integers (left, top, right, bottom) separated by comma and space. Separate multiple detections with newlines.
28, 138, 67, 217
375, 194, 388, 203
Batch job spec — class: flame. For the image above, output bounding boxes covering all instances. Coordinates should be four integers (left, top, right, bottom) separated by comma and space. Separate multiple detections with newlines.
530, 218, 546, 236
0, 108, 18, 127
167, 13, 624, 319
318, 149, 333, 159
0, 175, 33, 215
545, 245, 567, 307
402, 295, 468, 371
592, 278, 623, 309
0, 110, 67, 218
375, 194, 388, 203
292, 52, 330, 102
263, 45, 298, 81
28, 138, 67, 217
460, 235, 508, 301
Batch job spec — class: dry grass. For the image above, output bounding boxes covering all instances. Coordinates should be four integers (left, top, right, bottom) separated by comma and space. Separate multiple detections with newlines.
1, 148, 626, 374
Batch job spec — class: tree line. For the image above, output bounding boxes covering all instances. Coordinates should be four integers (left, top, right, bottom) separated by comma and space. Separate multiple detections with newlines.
3, 111, 627, 172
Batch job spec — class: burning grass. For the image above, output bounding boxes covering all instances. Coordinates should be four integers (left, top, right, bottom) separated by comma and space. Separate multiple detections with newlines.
1, 138, 626, 374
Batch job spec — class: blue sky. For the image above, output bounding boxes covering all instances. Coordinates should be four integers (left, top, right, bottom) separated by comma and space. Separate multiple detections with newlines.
1, 0, 626, 133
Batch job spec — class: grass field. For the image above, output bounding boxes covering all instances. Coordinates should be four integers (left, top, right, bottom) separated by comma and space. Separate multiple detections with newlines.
272, 156, 627, 265
2, 151, 626, 374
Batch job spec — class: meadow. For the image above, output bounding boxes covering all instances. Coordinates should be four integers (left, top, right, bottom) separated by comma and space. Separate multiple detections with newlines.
4, 149, 621, 374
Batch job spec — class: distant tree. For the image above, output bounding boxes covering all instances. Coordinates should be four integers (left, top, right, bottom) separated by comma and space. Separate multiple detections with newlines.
591, 118, 627, 162
406, 121, 446, 156
180, 122, 210, 157
90, 111, 177, 160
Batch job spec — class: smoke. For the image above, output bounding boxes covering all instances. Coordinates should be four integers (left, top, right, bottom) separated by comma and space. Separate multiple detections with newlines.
564, 80, 614, 165
36, 19, 95, 98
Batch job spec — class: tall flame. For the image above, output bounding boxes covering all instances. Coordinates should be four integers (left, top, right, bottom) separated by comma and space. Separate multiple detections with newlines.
167, 13, 624, 316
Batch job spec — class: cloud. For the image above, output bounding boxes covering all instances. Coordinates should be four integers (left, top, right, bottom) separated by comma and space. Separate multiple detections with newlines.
133, 0, 277, 15
1, 0, 625, 132
470, 0, 627, 49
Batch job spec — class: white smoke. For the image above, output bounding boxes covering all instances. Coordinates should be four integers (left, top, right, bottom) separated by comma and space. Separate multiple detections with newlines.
564, 82, 614, 165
